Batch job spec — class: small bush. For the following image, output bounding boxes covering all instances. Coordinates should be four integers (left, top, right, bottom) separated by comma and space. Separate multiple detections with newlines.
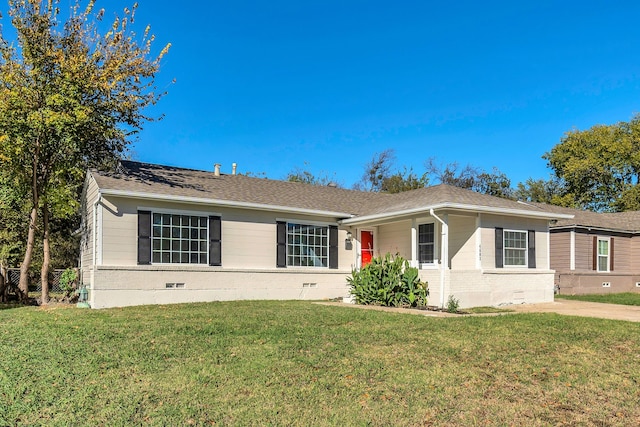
446, 295, 460, 313
347, 253, 428, 307
58, 268, 78, 299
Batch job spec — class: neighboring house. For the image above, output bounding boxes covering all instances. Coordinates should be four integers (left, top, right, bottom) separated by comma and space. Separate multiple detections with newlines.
536, 204, 640, 294
80, 161, 572, 309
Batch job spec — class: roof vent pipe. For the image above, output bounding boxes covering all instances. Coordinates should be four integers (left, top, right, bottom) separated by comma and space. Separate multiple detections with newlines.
232, 163, 237, 175
214, 163, 221, 176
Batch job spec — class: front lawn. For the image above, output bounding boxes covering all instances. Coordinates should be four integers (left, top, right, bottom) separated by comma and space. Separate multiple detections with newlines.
557, 292, 640, 306
1, 301, 639, 426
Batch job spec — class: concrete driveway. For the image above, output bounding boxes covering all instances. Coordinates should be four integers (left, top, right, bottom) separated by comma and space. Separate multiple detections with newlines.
503, 299, 640, 322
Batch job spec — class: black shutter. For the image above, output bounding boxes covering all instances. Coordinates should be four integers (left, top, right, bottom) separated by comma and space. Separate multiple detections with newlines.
137, 210, 151, 265
610, 237, 614, 271
528, 230, 536, 268
329, 226, 338, 269
209, 216, 222, 266
592, 236, 597, 271
495, 227, 503, 268
276, 221, 287, 268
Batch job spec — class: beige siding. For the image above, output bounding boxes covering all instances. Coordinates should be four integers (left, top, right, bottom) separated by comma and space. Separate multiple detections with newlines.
97, 196, 354, 271
376, 220, 412, 259
448, 214, 476, 270
480, 214, 550, 270
80, 173, 100, 284
100, 196, 140, 266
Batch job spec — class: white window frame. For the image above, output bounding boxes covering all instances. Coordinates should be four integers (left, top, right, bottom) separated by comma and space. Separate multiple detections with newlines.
150, 211, 210, 265
286, 222, 330, 268
417, 222, 437, 267
503, 229, 528, 268
597, 237, 610, 273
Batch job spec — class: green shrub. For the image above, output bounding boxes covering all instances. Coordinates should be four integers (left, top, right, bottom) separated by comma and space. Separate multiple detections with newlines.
446, 295, 460, 313
347, 253, 428, 307
58, 268, 78, 299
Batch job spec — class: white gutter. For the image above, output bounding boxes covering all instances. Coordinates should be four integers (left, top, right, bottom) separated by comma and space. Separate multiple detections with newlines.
99, 189, 355, 219
430, 209, 448, 309
341, 202, 574, 225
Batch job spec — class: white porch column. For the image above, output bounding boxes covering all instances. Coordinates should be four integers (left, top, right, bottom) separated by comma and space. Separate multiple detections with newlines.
570, 230, 575, 270
410, 218, 418, 267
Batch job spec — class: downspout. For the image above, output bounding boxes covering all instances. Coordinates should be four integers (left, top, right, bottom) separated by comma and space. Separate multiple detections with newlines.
430, 209, 448, 309
93, 193, 102, 268
91, 193, 102, 308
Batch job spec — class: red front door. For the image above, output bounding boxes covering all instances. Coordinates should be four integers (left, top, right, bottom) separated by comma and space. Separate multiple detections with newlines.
361, 231, 374, 266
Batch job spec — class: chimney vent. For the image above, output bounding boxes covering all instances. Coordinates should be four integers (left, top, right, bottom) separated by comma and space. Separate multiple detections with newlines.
214, 163, 221, 176
232, 163, 237, 175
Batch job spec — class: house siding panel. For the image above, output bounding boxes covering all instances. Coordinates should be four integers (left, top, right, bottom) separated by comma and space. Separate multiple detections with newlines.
80, 174, 100, 285
377, 220, 412, 260
549, 232, 570, 271
479, 214, 550, 270
573, 232, 593, 272
448, 214, 476, 270
554, 230, 639, 294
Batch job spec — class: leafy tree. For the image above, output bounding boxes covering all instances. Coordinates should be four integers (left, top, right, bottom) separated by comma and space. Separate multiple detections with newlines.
0, 176, 25, 301
355, 149, 428, 193
0, 0, 170, 302
379, 167, 428, 194
543, 114, 640, 211
425, 158, 512, 198
286, 163, 341, 187
474, 168, 513, 199
425, 158, 480, 190
355, 149, 396, 192
513, 177, 567, 205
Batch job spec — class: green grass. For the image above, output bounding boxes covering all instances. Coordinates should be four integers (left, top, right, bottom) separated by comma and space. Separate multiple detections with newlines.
556, 292, 640, 306
1, 301, 639, 426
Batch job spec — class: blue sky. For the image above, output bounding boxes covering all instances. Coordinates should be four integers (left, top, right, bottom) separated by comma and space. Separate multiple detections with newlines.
7, 1, 640, 187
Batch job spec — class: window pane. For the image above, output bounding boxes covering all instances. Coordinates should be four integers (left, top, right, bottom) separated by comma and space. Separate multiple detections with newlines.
598, 240, 609, 256
151, 213, 209, 265
286, 223, 329, 267
598, 256, 608, 272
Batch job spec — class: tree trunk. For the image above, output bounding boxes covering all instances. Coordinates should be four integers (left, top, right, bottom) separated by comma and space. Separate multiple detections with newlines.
40, 205, 50, 305
19, 205, 38, 302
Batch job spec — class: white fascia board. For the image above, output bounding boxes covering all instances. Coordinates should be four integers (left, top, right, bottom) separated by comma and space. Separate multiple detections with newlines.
340, 202, 574, 226
98, 189, 355, 219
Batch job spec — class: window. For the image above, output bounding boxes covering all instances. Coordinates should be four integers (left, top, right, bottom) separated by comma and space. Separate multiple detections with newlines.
287, 223, 328, 267
503, 230, 527, 267
152, 213, 208, 264
418, 223, 435, 264
597, 238, 609, 272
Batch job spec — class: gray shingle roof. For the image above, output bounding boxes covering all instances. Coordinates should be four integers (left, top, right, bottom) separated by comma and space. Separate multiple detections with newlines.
91, 161, 570, 221
531, 203, 640, 233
